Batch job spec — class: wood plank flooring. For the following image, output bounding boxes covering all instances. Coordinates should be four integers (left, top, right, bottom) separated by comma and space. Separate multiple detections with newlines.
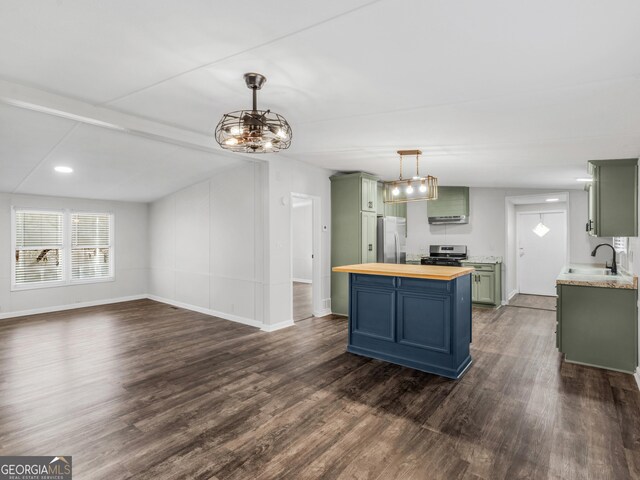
293, 281, 313, 321
1, 297, 639, 479
509, 293, 557, 311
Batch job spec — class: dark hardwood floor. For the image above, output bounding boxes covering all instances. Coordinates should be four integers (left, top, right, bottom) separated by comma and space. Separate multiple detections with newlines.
509, 293, 557, 311
1, 297, 639, 479
293, 281, 313, 321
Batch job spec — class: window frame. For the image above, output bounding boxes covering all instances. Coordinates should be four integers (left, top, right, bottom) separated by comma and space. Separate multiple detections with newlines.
11, 207, 115, 291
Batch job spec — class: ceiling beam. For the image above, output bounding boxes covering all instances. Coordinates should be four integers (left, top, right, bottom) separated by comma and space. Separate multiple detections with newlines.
0, 78, 240, 157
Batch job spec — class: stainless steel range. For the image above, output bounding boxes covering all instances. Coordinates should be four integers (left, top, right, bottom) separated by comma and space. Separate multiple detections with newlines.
421, 245, 468, 266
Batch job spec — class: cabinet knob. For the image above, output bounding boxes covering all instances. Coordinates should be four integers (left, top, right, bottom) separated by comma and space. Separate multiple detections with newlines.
368, 201, 373, 208
368, 244, 373, 251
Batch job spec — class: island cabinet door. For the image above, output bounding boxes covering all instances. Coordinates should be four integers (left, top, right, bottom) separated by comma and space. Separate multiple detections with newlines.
350, 283, 396, 342
396, 292, 451, 354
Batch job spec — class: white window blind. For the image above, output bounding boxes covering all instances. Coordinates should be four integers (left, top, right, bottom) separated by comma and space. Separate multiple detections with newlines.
613, 237, 628, 253
14, 210, 64, 286
71, 213, 113, 281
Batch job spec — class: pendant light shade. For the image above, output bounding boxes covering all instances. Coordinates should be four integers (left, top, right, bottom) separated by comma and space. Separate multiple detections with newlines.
533, 213, 550, 237
215, 73, 292, 153
383, 150, 438, 204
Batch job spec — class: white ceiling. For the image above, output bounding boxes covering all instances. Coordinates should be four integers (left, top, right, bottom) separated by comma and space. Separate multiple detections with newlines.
1, 0, 640, 201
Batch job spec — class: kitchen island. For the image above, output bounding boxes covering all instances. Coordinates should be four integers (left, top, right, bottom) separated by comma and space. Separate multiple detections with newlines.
332, 263, 474, 379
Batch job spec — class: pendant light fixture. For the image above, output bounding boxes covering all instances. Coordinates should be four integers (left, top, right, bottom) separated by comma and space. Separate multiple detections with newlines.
215, 73, 292, 153
532, 213, 550, 237
383, 150, 438, 204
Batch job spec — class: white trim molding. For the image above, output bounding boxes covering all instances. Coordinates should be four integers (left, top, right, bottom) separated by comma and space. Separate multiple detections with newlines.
0, 294, 313, 333
313, 308, 332, 317
147, 295, 264, 330
261, 320, 296, 332
0, 294, 147, 320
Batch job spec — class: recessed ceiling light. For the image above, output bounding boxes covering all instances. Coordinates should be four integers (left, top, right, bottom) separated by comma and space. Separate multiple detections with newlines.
546, 198, 560, 202
54, 166, 73, 173
576, 177, 592, 182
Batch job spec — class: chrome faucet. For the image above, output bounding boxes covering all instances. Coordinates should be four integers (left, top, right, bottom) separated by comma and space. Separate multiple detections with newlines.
591, 243, 617, 275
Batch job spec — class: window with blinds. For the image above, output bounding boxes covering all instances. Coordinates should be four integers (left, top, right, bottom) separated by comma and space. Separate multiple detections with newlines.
71, 213, 113, 281
613, 237, 628, 254
14, 210, 64, 286
12, 209, 114, 289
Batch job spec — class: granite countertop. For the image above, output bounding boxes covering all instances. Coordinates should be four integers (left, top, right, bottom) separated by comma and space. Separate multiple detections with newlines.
556, 264, 638, 290
332, 263, 475, 281
461, 256, 503, 264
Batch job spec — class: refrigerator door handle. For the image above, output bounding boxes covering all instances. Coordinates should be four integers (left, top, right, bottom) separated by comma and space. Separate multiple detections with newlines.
394, 232, 399, 263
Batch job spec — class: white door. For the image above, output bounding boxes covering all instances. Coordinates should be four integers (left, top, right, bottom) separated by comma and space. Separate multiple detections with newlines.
517, 211, 567, 296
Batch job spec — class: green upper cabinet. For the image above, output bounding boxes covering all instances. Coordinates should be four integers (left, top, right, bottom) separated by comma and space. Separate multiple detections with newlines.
376, 181, 407, 219
587, 159, 638, 237
384, 201, 407, 219
376, 182, 385, 216
427, 187, 469, 218
361, 177, 377, 212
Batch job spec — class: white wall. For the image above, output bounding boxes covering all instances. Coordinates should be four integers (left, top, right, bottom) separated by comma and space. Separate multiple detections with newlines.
148, 162, 268, 328
266, 157, 333, 323
292, 201, 312, 282
0, 193, 148, 317
407, 187, 601, 300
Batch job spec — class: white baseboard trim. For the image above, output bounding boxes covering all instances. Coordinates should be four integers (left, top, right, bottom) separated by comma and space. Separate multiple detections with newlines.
1, 293, 302, 334
0, 294, 148, 320
147, 295, 264, 330
313, 308, 332, 317
507, 289, 518, 302
261, 320, 295, 332
292, 278, 312, 284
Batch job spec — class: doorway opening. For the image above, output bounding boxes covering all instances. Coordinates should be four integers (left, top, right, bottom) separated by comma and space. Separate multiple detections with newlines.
290, 193, 321, 322
505, 193, 570, 305
517, 210, 567, 296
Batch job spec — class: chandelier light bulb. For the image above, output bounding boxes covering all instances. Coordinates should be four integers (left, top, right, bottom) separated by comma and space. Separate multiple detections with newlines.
392, 187, 400, 196
419, 183, 427, 193
406, 184, 414, 194
276, 129, 288, 139
229, 126, 242, 135
224, 138, 239, 146
264, 141, 273, 149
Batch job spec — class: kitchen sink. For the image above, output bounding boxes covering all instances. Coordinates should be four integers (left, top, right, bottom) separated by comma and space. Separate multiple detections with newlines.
566, 267, 617, 276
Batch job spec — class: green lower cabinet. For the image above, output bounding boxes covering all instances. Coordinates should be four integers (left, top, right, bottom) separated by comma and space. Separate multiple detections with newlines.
465, 263, 502, 307
557, 284, 638, 373
473, 272, 495, 303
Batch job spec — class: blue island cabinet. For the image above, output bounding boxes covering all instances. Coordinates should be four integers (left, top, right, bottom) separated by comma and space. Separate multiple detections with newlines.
347, 273, 473, 379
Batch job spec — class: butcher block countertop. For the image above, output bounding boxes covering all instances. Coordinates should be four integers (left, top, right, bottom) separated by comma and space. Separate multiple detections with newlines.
332, 263, 475, 281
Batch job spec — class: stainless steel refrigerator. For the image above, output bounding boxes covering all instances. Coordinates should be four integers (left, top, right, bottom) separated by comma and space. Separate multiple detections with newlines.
377, 216, 406, 264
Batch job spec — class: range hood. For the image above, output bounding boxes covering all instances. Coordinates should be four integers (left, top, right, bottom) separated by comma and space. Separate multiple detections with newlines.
427, 187, 470, 225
